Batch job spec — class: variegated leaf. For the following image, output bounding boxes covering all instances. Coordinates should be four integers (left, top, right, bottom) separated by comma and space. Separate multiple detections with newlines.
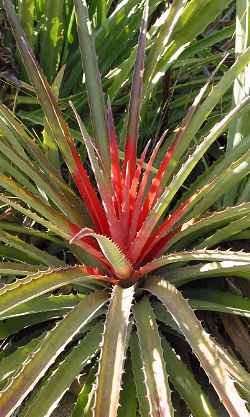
0, 266, 106, 317
0, 291, 108, 417
144, 277, 250, 417
70, 229, 132, 280
133, 297, 174, 417
19, 322, 104, 417
93, 284, 134, 417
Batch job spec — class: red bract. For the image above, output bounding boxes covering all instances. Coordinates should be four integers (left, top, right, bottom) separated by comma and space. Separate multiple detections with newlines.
64, 2, 188, 283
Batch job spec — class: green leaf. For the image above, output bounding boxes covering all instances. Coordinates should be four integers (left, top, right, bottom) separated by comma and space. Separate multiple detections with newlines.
2, 0, 86, 177
162, 45, 250, 185
96, 0, 106, 26
0, 293, 84, 320
0, 312, 63, 340
0, 262, 40, 276
72, 365, 97, 417
39, 0, 65, 82
161, 337, 219, 417
133, 297, 174, 417
0, 336, 43, 384
144, 0, 187, 95
124, 0, 148, 172
167, 261, 250, 287
186, 289, 250, 318
0, 181, 73, 239
0, 266, 106, 317
130, 332, 150, 417
0, 102, 87, 226
138, 95, 250, 240
150, 0, 233, 83
0, 227, 63, 267
19, 322, 104, 417
0, 222, 66, 246
93, 285, 134, 417
139, 249, 250, 276
18, 0, 35, 46
0, 291, 108, 417
179, 147, 250, 226
224, 0, 250, 205
71, 229, 132, 280
118, 355, 137, 417
166, 203, 250, 251
73, 0, 110, 171
196, 216, 250, 249
144, 277, 250, 417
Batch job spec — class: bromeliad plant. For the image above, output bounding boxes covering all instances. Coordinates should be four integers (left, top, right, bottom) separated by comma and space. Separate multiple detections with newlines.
2, 1, 250, 416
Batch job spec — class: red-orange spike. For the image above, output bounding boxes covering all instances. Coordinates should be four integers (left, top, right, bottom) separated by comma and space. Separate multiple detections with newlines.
122, 141, 150, 247
137, 133, 167, 227
139, 196, 196, 261
128, 213, 157, 265
129, 140, 151, 218
120, 161, 131, 240
70, 144, 109, 234
142, 135, 178, 219
123, 0, 149, 182
138, 232, 177, 267
107, 98, 122, 208
128, 137, 164, 244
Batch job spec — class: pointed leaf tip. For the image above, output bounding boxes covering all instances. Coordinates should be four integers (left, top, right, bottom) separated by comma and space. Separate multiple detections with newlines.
123, 0, 149, 180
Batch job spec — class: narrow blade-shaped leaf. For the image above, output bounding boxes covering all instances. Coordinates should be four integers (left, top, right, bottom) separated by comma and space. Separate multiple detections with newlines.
73, 0, 110, 171
138, 249, 250, 276
161, 337, 218, 417
0, 291, 108, 417
19, 322, 104, 417
133, 297, 174, 417
0, 266, 106, 317
225, 0, 250, 205
130, 333, 150, 417
3, 0, 106, 231
93, 284, 134, 417
123, 0, 148, 180
144, 277, 250, 417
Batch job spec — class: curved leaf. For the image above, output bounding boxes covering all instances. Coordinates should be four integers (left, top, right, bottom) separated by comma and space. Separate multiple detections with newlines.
0, 291, 108, 417
168, 261, 250, 287
161, 337, 218, 417
0, 179, 73, 239
19, 322, 104, 417
144, 277, 250, 417
196, 216, 250, 249
71, 229, 132, 280
130, 95, 250, 261
3, 0, 106, 232
160, 42, 250, 185
186, 289, 250, 318
138, 249, 250, 276
0, 336, 43, 386
166, 203, 250, 251
0, 228, 63, 267
0, 266, 106, 317
0, 293, 85, 320
0, 262, 40, 276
